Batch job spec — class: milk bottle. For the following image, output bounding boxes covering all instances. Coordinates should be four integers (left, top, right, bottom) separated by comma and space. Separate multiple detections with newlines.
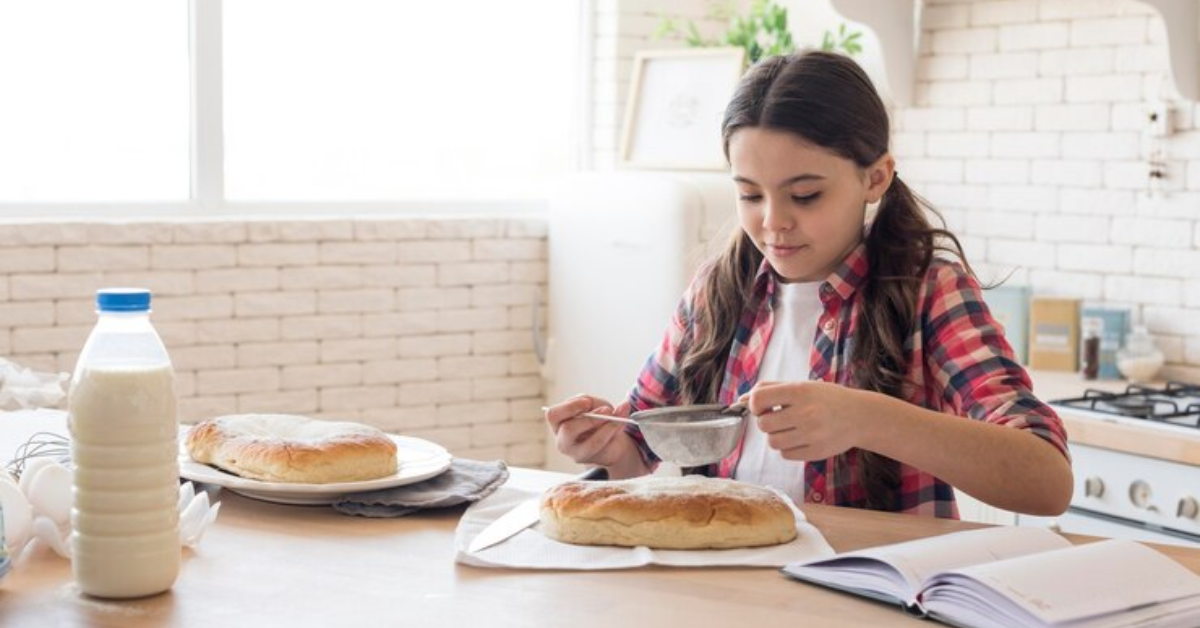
69, 288, 179, 598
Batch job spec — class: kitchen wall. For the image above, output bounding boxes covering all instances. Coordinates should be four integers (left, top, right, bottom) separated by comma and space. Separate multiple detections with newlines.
594, 0, 1200, 382
2, 0, 1197, 474
0, 218, 549, 466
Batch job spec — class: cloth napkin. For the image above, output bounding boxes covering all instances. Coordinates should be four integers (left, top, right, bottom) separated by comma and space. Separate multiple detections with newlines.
333, 459, 509, 517
454, 484, 836, 570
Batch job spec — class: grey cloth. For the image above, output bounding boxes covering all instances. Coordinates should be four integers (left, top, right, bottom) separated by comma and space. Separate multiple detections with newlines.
333, 459, 509, 518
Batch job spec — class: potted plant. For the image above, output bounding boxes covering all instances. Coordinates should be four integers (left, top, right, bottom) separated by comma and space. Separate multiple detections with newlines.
655, 0, 862, 65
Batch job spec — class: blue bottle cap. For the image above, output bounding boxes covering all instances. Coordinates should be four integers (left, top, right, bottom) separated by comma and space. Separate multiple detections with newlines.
96, 288, 152, 312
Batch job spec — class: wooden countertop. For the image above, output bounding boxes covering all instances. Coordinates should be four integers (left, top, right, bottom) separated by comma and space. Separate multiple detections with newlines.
1, 411, 1198, 627
3, 467, 1199, 628
1029, 370, 1200, 466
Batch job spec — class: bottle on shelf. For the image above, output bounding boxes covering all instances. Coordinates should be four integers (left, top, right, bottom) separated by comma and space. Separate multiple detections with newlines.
1081, 319, 1102, 381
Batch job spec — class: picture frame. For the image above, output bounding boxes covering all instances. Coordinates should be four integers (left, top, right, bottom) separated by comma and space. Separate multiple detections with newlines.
618, 47, 747, 171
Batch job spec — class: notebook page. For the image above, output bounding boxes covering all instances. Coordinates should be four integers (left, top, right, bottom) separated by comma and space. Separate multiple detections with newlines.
784, 527, 1070, 604
924, 580, 1200, 628
858, 527, 1070, 588
924, 540, 1200, 626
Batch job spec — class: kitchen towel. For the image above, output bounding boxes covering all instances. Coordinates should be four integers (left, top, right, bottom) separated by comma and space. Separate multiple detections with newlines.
453, 484, 836, 570
334, 459, 509, 517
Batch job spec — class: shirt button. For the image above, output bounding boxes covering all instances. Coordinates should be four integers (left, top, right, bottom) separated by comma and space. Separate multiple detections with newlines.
812, 492, 824, 503
822, 320, 834, 332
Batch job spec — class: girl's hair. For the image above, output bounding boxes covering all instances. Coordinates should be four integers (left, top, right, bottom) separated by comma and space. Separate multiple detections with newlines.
678, 50, 971, 511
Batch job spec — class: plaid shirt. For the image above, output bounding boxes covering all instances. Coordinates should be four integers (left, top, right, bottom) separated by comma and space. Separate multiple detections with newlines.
627, 243, 1070, 518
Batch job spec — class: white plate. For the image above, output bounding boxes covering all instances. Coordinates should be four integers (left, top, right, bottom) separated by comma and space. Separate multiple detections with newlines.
178, 427, 453, 505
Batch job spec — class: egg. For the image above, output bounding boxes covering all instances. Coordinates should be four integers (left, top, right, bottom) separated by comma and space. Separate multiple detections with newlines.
26, 463, 71, 526
17, 458, 57, 495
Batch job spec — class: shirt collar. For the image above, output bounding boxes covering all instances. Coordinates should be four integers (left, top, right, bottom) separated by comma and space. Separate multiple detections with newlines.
752, 241, 869, 302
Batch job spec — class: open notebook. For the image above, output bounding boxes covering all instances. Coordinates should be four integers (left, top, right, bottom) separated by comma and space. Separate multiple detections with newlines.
782, 527, 1200, 628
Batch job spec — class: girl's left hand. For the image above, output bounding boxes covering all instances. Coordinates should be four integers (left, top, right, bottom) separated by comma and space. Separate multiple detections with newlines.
738, 380, 867, 461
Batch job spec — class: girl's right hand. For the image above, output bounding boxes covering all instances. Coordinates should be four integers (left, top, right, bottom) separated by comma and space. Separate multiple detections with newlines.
544, 395, 647, 477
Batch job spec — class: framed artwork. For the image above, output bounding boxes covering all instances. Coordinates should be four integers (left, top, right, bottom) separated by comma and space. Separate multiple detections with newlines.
618, 47, 746, 171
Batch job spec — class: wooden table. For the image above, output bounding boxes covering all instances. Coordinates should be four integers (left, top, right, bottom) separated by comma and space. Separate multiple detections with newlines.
3, 412, 1199, 628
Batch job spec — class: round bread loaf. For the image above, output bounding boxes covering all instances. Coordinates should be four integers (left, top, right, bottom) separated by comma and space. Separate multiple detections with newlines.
185, 414, 398, 484
539, 475, 797, 549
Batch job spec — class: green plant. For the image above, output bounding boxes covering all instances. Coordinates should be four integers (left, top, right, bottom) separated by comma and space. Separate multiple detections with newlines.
654, 0, 862, 65
822, 22, 863, 56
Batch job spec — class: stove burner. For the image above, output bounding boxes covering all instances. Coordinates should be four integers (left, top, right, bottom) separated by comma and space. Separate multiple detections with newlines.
1105, 397, 1155, 417
1051, 381, 1200, 429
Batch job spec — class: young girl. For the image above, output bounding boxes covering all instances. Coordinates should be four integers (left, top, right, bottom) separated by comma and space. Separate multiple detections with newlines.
544, 51, 1072, 518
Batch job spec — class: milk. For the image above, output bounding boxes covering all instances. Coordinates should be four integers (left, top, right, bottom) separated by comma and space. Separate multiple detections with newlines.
69, 289, 179, 598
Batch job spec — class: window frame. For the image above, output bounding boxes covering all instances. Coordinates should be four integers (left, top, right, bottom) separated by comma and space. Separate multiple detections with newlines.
0, 0, 591, 219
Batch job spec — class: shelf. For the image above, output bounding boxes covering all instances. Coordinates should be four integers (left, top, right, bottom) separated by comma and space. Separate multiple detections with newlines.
1137, 0, 1200, 101
828, 0, 919, 105
828, 0, 1200, 105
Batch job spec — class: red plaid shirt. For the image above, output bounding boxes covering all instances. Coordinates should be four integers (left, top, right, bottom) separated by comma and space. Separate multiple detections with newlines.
627, 243, 1070, 518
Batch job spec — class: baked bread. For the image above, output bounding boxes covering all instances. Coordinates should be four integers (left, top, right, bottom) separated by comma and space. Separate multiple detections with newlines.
539, 475, 797, 549
185, 414, 398, 483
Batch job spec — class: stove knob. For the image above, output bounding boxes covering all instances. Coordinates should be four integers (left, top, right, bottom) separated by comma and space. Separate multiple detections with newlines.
1128, 480, 1153, 509
1083, 477, 1104, 499
1178, 497, 1199, 520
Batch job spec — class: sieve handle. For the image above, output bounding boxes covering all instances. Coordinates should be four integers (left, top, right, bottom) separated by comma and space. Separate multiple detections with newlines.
541, 406, 637, 426
575, 412, 637, 426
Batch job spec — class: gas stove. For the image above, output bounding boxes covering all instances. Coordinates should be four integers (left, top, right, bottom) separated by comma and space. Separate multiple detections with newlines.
1052, 382, 1200, 433
1038, 383, 1200, 547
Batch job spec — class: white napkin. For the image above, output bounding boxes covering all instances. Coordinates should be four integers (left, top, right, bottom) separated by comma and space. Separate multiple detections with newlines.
454, 485, 836, 570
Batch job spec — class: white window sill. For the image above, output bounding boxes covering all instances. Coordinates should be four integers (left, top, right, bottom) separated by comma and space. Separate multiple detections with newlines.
0, 198, 551, 222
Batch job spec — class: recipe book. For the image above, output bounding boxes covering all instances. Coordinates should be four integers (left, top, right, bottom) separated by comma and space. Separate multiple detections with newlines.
782, 527, 1200, 628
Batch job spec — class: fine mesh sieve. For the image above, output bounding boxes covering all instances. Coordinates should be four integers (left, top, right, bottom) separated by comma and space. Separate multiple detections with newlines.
564, 403, 750, 467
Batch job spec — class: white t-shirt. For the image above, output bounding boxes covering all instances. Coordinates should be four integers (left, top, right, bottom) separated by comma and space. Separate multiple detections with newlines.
733, 280, 823, 504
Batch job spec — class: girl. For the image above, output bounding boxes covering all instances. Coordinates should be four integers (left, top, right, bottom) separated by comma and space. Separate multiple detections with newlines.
544, 51, 1072, 518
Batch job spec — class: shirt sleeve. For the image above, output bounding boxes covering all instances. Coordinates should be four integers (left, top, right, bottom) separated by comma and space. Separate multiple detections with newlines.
623, 265, 708, 463
921, 261, 1071, 461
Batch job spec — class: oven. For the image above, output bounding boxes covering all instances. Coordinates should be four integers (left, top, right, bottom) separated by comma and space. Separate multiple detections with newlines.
1018, 383, 1200, 548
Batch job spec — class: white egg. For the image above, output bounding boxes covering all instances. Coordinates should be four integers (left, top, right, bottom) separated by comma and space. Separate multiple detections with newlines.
0, 477, 32, 552
26, 463, 71, 526
18, 458, 56, 495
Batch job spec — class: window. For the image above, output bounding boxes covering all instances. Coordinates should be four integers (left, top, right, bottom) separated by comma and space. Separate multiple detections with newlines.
0, 0, 582, 211
0, 0, 190, 202
225, 0, 580, 201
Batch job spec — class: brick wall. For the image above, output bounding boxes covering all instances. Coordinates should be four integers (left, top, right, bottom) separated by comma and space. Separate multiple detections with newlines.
903, 0, 1199, 381
0, 218, 548, 466
598, 0, 1200, 381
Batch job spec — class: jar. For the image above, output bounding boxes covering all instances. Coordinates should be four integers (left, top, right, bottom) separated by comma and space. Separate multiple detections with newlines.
1115, 326, 1164, 383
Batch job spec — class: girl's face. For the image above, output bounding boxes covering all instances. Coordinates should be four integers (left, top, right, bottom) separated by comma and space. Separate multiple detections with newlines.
729, 127, 893, 283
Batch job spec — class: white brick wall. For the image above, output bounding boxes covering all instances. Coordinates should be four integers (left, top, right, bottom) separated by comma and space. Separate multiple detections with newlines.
900, 0, 1200, 378
596, 0, 1191, 377
0, 217, 549, 466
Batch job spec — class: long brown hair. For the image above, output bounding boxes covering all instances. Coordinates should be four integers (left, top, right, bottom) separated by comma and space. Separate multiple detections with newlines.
678, 51, 971, 511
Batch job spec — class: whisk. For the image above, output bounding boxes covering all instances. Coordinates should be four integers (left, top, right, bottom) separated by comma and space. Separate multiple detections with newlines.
5, 432, 70, 480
